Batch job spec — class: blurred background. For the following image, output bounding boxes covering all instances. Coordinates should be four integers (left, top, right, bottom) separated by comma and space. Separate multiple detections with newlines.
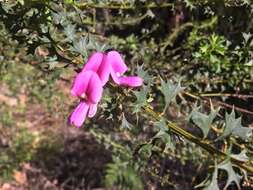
1, 0, 253, 189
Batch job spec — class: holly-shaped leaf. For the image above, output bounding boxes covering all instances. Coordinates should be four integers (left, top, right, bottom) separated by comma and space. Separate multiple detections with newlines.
137, 64, 152, 83
191, 107, 219, 138
72, 36, 88, 57
231, 149, 249, 162
218, 159, 242, 190
160, 78, 184, 112
121, 113, 132, 130
133, 82, 151, 113
63, 24, 76, 42
204, 166, 219, 190
218, 109, 252, 141
153, 119, 174, 151
196, 162, 219, 190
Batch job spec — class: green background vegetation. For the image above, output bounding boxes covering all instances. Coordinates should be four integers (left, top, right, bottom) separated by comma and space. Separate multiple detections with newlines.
1, 0, 253, 189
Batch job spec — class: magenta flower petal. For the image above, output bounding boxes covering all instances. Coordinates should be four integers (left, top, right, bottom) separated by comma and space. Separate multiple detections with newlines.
87, 72, 103, 103
107, 51, 128, 75
82, 52, 104, 72
118, 76, 143, 87
97, 56, 111, 86
69, 101, 89, 127
88, 103, 97, 118
110, 67, 121, 84
71, 70, 93, 97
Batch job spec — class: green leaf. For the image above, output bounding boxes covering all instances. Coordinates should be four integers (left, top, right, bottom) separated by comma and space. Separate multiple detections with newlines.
138, 143, 153, 158
17, 0, 25, 6
105, 156, 143, 190
218, 159, 241, 189
63, 24, 76, 42
153, 119, 174, 151
203, 166, 219, 190
136, 64, 152, 83
52, 12, 67, 25
72, 36, 88, 57
242, 32, 252, 43
154, 130, 174, 151
160, 78, 184, 112
183, 0, 196, 10
231, 149, 249, 162
191, 107, 219, 138
121, 113, 132, 130
154, 119, 167, 132
217, 109, 252, 141
133, 82, 151, 113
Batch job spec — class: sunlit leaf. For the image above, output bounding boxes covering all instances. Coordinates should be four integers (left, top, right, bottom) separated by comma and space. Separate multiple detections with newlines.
160, 78, 184, 112
63, 24, 76, 42
231, 149, 249, 162
191, 107, 219, 138
72, 36, 88, 57
218, 159, 242, 190
217, 109, 252, 141
133, 82, 151, 113
203, 166, 219, 190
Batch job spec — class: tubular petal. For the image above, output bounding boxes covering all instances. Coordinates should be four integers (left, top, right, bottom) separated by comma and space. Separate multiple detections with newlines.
82, 52, 104, 72
69, 101, 89, 127
88, 103, 98, 118
71, 71, 93, 97
119, 76, 143, 87
107, 51, 128, 75
86, 72, 103, 103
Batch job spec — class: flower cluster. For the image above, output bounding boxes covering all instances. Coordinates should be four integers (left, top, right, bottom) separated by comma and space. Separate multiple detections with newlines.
69, 51, 143, 127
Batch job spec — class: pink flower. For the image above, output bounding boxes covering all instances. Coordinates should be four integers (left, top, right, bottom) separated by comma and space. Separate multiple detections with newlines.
69, 70, 102, 127
69, 50, 143, 128
82, 51, 143, 87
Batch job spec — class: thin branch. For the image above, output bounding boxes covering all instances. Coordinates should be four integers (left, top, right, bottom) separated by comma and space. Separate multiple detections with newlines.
199, 93, 253, 99
184, 92, 253, 116
75, 2, 174, 10
142, 105, 253, 174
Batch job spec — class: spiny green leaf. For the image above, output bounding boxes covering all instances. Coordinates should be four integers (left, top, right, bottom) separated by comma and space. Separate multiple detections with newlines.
242, 32, 252, 43
133, 82, 151, 113
121, 113, 132, 130
63, 24, 76, 42
204, 166, 219, 190
52, 12, 67, 25
231, 149, 249, 162
217, 109, 252, 141
218, 159, 242, 190
153, 119, 174, 151
160, 78, 184, 112
136, 64, 152, 83
153, 130, 174, 152
154, 119, 167, 132
72, 36, 88, 57
191, 107, 219, 138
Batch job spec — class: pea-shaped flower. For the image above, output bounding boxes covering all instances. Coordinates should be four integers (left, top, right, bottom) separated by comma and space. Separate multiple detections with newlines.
69, 50, 143, 128
82, 51, 143, 87
69, 70, 103, 127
